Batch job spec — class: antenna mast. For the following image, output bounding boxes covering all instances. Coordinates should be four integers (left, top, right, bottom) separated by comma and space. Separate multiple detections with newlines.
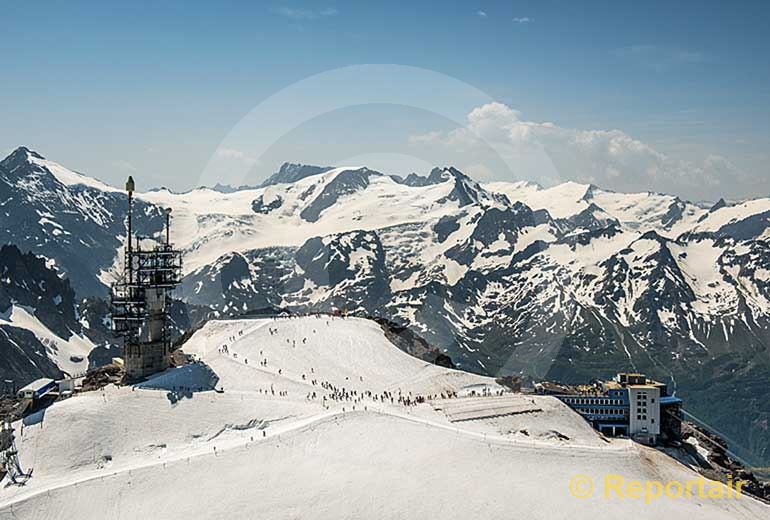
110, 176, 182, 380
126, 175, 135, 283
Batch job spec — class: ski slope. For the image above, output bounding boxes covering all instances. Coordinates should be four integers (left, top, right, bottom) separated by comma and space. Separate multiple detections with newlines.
0, 316, 767, 519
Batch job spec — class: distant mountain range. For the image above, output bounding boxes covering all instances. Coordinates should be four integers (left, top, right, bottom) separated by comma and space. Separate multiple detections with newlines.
1, 146, 769, 465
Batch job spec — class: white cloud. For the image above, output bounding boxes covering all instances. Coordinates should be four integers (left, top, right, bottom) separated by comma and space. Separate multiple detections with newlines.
215, 147, 257, 166
512, 17, 532, 23
409, 102, 746, 201
477, 10, 487, 17
274, 6, 338, 20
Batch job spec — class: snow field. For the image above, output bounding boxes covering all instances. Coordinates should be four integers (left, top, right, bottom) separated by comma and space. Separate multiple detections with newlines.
3, 411, 768, 520
1, 316, 768, 519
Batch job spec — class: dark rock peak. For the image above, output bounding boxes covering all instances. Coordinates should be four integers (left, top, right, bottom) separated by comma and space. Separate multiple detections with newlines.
430, 166, 453, 181
216, 252, 252, 287
716, 209, 770, 241
532, 208, 554, 227
630, 233, 687, 279
0, 146, 46, 178
570, 202, 615, 220
300, 168, 373, 223
639, 229, 669, 244
511, 240, 550, 265
478, 206, 532, 241
677, 230, 722, 244
443, 204, 539, 267
434, 166, 475, 184
260, 162, 334, 187
293, 230, 390, 310
430, 166, 509, 208
554, 203, 618, 235
397, 172, 434, 187
251, 193, 284, 214
209, 183, 259, 193
710, 198, 728, 213
661, 198, 687, 228
211, 183, 238, 193
580, 183, 602, 201
397, 166, 467, 188
0, 244, 79, 339
433, 214, 463, 243
698, 198, 729, 222
2, 146, 44, 163
558, 223, 622, 249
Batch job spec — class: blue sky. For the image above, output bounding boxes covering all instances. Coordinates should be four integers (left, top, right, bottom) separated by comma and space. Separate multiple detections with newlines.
1, 1, 768, 199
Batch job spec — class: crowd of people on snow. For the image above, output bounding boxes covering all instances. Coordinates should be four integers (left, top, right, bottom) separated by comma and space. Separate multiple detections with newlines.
210, 315, 508, 411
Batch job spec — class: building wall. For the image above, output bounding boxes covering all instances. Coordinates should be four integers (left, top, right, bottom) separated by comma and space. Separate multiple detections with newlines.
553, 375, 668, 444
557, 390, 629, 424
124, 341, 170, 379
628, 386, 660, 438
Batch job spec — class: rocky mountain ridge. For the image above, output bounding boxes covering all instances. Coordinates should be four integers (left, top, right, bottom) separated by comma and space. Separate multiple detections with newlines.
1, 146, 769, 465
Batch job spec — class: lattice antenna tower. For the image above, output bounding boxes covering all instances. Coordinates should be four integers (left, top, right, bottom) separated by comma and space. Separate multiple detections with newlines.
110, 176, 183, 380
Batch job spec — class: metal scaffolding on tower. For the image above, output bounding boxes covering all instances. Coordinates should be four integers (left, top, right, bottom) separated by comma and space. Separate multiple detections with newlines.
110, 176, 183, 380
0, 419, 31, 486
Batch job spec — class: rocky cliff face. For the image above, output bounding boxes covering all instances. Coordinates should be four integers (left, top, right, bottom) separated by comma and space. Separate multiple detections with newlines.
0, 147, 165, 296
0, 244, 77, 385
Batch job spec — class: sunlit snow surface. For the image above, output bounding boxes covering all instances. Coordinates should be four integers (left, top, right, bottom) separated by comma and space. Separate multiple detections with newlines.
1, 317, 767, 519
139, 169, 477, 274
27, 154, 121, 193
13, 150, 770, 330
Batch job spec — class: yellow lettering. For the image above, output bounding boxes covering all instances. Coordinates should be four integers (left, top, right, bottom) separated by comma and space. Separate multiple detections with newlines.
665, 481, 683, 498
627, 481, 643, 499
645, 481, 663, 503
594, 474, 746, 501
707, 481, 725, 499
685, 479, 697, 498
697, 476, 707, 497
604, 475, 625, 498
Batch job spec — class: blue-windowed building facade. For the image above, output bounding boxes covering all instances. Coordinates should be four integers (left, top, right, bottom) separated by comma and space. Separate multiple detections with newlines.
556, 388, 630, 437
551, 373, 679, 445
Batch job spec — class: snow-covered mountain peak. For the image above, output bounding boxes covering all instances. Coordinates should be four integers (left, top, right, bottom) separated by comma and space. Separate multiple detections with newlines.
688, 197, 770, 240
4, 145, 45, 163
422, 166, 510, 209
0, 147, 120, 193
560, 180, 595, 197
4, 148, 770, 468
259, 161, 335, 187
